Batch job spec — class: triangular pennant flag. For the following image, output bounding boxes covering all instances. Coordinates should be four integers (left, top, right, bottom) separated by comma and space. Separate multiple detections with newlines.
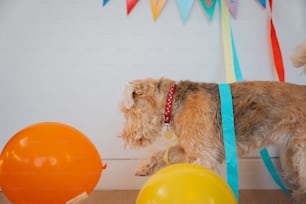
176, 0, 195, 23
258, 0, 266, 8
103, 0, 109, 6
150, 0, 167, 21
224, 0, 239, 18
199, 0, 217, 21
127, 0, 139, 15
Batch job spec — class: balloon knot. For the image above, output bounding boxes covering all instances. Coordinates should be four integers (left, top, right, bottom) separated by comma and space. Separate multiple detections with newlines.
102, 163, 107, 170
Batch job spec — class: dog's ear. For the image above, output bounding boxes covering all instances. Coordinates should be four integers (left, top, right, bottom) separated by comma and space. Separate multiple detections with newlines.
122, 82, 144, 109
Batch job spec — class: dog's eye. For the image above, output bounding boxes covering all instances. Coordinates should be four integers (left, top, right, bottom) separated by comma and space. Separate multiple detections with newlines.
132, 91, 136, 98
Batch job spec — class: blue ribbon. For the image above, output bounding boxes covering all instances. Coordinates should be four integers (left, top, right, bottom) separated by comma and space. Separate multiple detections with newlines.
230, 28, 243, 82
260, 148, 290, 196
218, 83, 239, 201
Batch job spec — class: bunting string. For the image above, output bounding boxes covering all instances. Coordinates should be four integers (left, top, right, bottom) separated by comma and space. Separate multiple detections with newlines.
103, 0, 266, 21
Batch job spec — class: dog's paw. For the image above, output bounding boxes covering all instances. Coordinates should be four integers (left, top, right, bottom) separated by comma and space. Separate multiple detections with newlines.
134, 162, 155, 176
135, 155, 164, 176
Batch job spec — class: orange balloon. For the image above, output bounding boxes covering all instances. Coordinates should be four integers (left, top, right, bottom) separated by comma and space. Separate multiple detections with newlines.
0, 122, 105, 204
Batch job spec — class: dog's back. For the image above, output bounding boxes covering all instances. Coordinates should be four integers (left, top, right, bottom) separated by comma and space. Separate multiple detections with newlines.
230, 81, 306, 147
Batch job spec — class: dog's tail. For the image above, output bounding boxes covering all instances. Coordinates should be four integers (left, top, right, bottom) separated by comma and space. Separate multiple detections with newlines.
291, 40, 306, 73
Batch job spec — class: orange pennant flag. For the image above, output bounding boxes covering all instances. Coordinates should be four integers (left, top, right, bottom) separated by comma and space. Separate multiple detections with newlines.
150, 0, 167, 21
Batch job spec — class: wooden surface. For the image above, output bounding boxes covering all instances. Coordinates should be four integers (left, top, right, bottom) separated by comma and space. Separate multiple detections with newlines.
0, 190, 292, 204
99, 158, 284, 190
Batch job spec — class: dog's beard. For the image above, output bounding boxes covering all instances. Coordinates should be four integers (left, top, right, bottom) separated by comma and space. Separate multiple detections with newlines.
121, 127, 160, 149
125, 135, 153, 149
121, 113, 163, 149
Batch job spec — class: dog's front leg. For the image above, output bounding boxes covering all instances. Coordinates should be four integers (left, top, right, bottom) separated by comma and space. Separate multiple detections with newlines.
185, 149, 223, 174
135, 145, 187, 176
135, 150, 166, 176
192, 157, 221, 173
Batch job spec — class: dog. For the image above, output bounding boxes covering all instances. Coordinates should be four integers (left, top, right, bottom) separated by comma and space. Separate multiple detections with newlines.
119, 78, 306, 203
291, 40, 306, 73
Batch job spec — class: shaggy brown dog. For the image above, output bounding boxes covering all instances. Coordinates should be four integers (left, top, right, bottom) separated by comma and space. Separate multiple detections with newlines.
120, 78, 306, 203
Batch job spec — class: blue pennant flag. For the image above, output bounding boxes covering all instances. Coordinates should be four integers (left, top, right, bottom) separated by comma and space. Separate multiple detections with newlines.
258, 0, 266, 8
176, 0, 195, 23
103, 0, 109, 6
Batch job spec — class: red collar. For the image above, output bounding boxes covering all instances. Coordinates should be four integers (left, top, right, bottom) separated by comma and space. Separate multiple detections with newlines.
164, 83, 177, 124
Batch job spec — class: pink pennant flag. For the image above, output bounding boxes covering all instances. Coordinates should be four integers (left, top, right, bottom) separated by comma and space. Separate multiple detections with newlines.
127, 0, 139, 15
150, 0, 168, 21
224, 0, 239, 18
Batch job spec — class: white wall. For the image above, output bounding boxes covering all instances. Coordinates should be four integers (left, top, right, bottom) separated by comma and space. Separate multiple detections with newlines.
0, 0, 305, 190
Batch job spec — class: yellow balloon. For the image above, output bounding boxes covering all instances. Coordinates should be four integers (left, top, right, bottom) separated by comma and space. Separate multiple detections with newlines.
137, 164, 237, 204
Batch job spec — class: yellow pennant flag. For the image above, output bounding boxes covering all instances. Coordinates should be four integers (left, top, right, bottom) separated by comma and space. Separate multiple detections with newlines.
150, 0, 167, 21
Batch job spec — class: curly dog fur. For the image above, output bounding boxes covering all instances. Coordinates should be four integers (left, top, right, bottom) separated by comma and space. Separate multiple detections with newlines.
291, 40, 306, 73
120, 78, 306, 203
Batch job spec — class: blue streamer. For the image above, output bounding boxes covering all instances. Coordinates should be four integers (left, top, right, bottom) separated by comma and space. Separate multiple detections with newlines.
230, 28, 243, 82
218, 84, 239, 201
260, 149, 290, 196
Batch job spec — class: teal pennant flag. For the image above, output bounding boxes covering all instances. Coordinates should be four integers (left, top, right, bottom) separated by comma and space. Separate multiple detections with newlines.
176, 0, 195, 23
199, 0, 217, 21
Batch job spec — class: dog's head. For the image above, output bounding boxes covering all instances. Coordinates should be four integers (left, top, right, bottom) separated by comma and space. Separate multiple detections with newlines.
119, 78, 174, 148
